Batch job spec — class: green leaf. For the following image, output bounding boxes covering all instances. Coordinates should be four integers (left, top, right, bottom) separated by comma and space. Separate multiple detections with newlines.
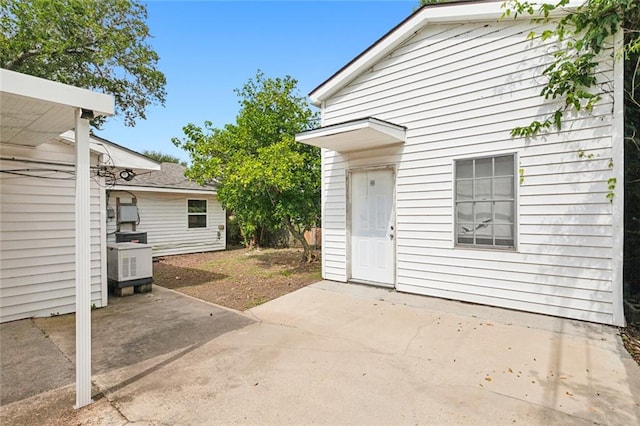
0, 0, 167, 127
553, 109, 563, 130
541, 30, 553, 40
506, 0, 638, 142
173, 71, 320, 254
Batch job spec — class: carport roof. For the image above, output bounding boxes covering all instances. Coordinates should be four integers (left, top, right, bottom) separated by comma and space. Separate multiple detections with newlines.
0, 68, 114, 147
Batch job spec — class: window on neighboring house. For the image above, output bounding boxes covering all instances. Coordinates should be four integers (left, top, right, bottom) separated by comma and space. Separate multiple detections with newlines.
455, 154, 515, 248
187, 199, 207, 229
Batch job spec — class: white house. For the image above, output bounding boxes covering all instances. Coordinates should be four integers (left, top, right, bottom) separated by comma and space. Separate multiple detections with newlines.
0, 68, 120, 408
0, 136, 108, 323
106, 161, 226, 257
296, 1, 624, 326
0, 130, 159, 323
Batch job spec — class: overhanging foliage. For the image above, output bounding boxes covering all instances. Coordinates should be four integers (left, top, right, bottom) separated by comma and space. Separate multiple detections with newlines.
173, 72, 320, 261
0, 0, 167, 127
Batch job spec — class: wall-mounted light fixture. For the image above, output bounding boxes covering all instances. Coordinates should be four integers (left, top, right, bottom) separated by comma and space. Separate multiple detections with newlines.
119, 169, 136, 181
80, 109, 95, 120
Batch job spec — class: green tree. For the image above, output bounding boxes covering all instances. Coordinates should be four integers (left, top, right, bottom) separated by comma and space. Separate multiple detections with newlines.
142, 150, 187, 166
0, 0, 166, 127
501, 0, 639, 140
173, 72, 320, 262
501, 1, 640, 293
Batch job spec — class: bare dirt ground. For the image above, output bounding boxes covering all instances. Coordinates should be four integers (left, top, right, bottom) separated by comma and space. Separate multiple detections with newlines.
621, 324, 640, 366
152, 246, 321, 311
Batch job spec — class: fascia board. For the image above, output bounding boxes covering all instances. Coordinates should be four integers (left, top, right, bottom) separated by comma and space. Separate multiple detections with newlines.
111, 185, 217, 195
295, 117, 406, 152
310, 0, 586, 105
58, 131, 161, 171
90, 140, 161, 171
296, 117, 405, 143
0, 68, 114, 117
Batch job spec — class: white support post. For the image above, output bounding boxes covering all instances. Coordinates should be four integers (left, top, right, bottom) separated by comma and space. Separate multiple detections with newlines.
74, 110, 93, 408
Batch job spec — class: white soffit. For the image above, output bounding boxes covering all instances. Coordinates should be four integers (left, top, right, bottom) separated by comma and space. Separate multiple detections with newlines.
58, 131, 161, 172
296, 118, 406, 152
309, 0, 586, 105
0, 69, 114, 146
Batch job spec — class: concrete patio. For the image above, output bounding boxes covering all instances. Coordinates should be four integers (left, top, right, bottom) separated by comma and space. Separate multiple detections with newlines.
2, 281, 639, 425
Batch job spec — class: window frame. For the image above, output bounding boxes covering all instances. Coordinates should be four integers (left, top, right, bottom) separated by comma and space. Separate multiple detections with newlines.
453, 153, 517, 250
187, 199, 208, 229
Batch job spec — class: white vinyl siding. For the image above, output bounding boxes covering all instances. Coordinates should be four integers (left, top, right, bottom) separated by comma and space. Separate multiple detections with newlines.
0, 141, 105, 323
107, 191, 225, 257
319, 20, 620, 324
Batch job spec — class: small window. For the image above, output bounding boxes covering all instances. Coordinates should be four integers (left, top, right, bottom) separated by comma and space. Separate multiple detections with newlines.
187, 199, 207, 229
455, 154, 515, 248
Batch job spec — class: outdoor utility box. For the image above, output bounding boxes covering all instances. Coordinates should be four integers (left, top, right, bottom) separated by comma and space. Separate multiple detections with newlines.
107, 242, 153, 290
118, 205, 139, 223
115, 231, 148, 244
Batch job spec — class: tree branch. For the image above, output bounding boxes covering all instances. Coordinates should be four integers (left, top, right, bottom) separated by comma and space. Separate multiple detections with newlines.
3, 48, 42, 70
5, 35, 102, 70
629, 54, 640, 107
283, 215, 313, 263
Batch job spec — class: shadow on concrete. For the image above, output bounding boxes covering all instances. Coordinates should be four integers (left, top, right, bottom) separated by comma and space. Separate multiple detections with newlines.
92, 288, 254, 373
1, 286, 254, 407
0, 319, 75, 405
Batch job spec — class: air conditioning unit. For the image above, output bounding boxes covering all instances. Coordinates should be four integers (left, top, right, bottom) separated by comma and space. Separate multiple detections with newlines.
107, 242, 153, 290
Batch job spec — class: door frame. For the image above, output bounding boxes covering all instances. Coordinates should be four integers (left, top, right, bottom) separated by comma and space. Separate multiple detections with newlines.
346, 164, 397, 287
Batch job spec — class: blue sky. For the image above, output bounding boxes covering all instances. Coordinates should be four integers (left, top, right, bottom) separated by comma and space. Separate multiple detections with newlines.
97, 1, 418, 162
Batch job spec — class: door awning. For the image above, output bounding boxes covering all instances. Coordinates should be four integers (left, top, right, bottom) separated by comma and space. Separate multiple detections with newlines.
295, 117, 406, 153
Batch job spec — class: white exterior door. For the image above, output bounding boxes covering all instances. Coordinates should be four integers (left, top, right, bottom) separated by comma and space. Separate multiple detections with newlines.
350, 168, 395, 286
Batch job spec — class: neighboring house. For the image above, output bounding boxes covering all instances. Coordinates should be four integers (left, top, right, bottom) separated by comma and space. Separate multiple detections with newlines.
107, 162, 226, 257
0, 137, 110, 323
0, 132, 158, 323
0, 70, 159, 324
296, 1, 624, 326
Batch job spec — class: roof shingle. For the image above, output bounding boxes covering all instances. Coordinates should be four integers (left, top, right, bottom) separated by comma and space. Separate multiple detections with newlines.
119, 162, 216, 192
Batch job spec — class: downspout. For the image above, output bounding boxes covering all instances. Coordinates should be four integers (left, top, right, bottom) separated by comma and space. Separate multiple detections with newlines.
320, 101, 327, 280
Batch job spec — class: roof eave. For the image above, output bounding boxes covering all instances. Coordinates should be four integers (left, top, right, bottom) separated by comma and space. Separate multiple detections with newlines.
309, 0, 586, 106
0, 69, 115, 147
57, 131, 161, 172
111, 184, 217, 195
0, 68, 114, 117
